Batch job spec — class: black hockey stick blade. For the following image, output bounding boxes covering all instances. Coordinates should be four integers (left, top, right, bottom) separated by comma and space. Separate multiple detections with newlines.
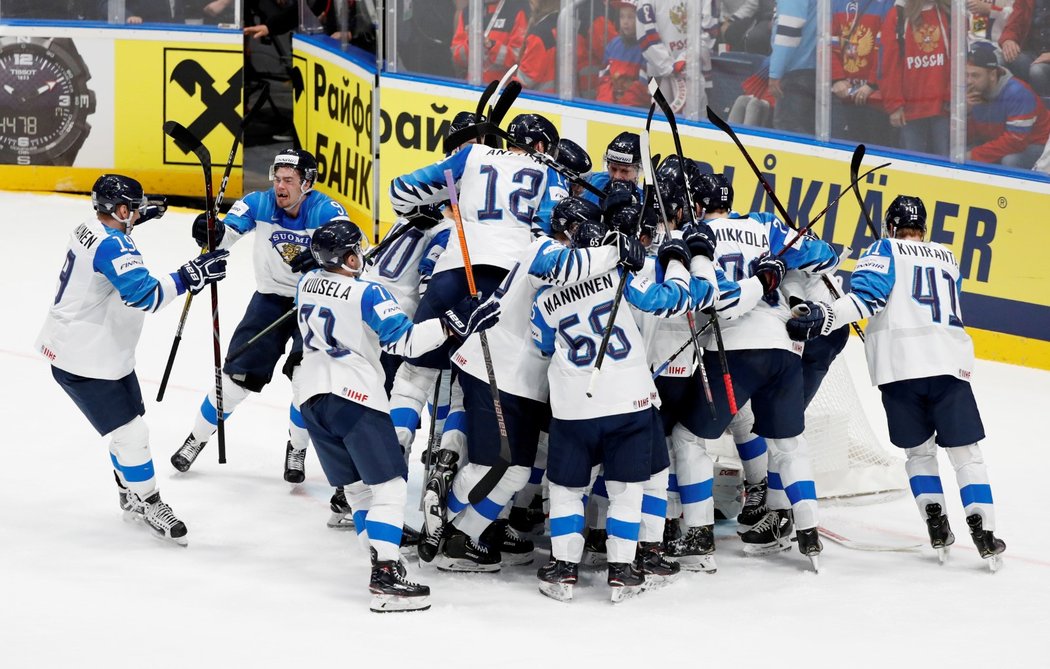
163, 120, 211, 166
475, 80, 499, 121
489, 80, 521, 127
850, 144, 881, 239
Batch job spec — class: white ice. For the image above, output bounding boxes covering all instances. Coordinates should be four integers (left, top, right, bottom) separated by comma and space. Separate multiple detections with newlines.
3, 191, 1048, 667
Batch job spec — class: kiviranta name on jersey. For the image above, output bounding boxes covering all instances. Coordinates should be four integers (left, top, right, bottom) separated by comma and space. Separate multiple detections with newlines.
540, 273, 616, 316
301, 276, 354, 300
892, 240, 957, 264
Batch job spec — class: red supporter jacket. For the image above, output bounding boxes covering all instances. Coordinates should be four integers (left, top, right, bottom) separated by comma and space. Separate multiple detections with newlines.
596, 36, 648, 106
580, 13, 617, 96
451, 0, 529, 82
519, 10, 585, 93
998, 0, 1037, 50
832, 0, 894, 85
879, 2, 951, 121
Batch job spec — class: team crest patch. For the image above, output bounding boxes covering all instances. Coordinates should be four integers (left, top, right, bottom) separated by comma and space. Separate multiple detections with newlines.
669, 2, 687, 32
271, 231, 311, 264
913, 22, 941, 53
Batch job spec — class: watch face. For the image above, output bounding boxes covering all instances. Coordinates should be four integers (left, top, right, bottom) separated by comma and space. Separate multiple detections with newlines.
0, 39, 95, 165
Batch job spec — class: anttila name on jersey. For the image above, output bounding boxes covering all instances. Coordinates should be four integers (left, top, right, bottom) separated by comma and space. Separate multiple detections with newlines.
714, 228, 768, 247
73, 223, 98, 249
301, 276, 354, 300
540, 273, 615, 316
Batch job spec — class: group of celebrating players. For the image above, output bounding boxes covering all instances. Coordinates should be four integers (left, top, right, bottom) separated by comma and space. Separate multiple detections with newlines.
38, 104, 1007, 614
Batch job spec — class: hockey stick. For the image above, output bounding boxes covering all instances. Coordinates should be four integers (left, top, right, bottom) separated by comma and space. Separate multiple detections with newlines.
443, 169, 513, 505
156, 101, 259, 402
817, 526, 923, 552
418, 372, 445, 511
163, 120, 226, 464
650, 79, 737, 415
850, 144, 883, 240
706, 105, 866, 343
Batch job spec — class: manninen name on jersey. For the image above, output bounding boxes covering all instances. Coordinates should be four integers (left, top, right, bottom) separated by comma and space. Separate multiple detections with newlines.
301, 276, 354, 300
540, 273, 616, 316
73, 223, 98, 249
892, 240, 957, 264
714, 228, 769, 248
271, 231, 312, 264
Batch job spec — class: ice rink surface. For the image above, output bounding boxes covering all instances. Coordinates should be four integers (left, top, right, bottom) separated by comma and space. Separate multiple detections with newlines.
3, 191, 1048, 667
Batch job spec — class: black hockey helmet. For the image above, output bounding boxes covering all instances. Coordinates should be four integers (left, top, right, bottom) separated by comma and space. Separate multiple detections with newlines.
557, 138, 592, 176
885, 195, 927, 235
656, 154, 702, 191
695, 173, 734, 211
270, 148, 319, 186
605, 202, 641, 237
449, 110, 477, 137
507, 113, 560, 158
550, 196, 602, 235
92, 174, 146, 217
572, 221, 606, 249
602, 178, 642, 215
605, 131, 642, 166
655, 174, 689, 220
311, 216, 364, 269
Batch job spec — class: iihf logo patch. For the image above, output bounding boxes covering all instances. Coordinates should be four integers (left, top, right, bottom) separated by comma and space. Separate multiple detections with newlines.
271, 231, 311, 264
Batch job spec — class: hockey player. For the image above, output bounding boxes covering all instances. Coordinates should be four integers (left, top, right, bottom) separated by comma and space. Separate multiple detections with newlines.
532, 222, 717, 602
675, 173, 839, 570
171, 149, 348, 483
295, 218, 500, 612
556, 138, 593, 198
38, 174, 228, 545
786, 195, 1007, 570
583, 131, 643, 205
424, 196, 628, 572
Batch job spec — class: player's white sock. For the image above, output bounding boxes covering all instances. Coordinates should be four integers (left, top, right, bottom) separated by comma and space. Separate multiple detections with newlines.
512, 432, 547, 511
670, 424, 714, 527
946, 443, 995, 531
366, 477, 408, 562
767, 436, 818, 530
389, 362, 440, 452
585, 474, 610, 531
288, 401, 310, 450
767, 468, 790, 510
548, 483, 587, 563
190, 374, 252, 442
453, 465, 530, 539
448, 462, 486, 518
605, 480, 643, 564
728, 403, 769, 484
109, 416, 156, 499
345, 481, 374, 554
905, 436, 946, 518
640, 468, 669, 543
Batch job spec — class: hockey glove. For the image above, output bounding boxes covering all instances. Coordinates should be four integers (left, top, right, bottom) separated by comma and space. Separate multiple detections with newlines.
137, 196, 168, 225
282, 350, 303, 381
405, 204, 444, 229
191, 212, 226, 248
289, 248, 319, 273
750, 253, 787, 294
605, 231, 646, 272
681, 222, 717, 260
786, 300, 834, 341
442, 294, 501, 341
657, 238, 691, 273
178, 249, 229, 295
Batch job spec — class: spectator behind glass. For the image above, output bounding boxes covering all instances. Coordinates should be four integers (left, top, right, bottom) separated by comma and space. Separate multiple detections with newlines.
879, 0, 951, 157
519, 0, 584, 94
577, 0, 619, 98
244, 0, 300, 40
999, 0, 1050, 96
969, 0, 1015, 43
451, 0, 529, 82
966, 40, 1050, 168
305, 0, 377, 52
720, 0, 775, 55
830, 0, 895, 146
596, 1, 649, 107
769, 0, 817, 135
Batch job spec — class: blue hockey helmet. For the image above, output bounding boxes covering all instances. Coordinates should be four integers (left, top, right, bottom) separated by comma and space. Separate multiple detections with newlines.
695, 173, 734, 212
550, 196, 602, 235
557, 138, 592, 176
507, 113, 560, 158
311, 217, 365, 270
92, 174, 146, 217
885, 195, 927, 236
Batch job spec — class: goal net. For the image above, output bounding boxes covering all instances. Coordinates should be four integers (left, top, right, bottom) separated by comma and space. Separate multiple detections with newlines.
705, 349, 907, 499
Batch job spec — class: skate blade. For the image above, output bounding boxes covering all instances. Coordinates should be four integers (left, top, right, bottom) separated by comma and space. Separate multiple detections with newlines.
643, 571, 681, 588
743, 538, 792, 557
538, 581, 574, 602
433, 555, 501, 573
369, 594, 430, 613
148, 529, 188, 547
327, 512, 356, 530
807, 554, 820, 573
581, 550, 607, 568
501, 552, 535, 567
986, 554, 1004, 573
672, 554, 717, 573
936, 546, 950, 564
609, 582, 645, 604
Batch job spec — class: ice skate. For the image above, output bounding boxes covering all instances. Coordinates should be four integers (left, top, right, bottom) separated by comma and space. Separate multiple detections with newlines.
509, 495, 546, 535
400, 524, 421, 559
369, 560, 431, 613
327, 487, 355, 530
537, 559, 578, 602
434, 527, 501, 573
284, 441, 306, 484
924, 503, 955, 564
662, 516, 681, 553
966, 514, 1005, 572
419, 449, 457, 563
170, 433, 205, 473
635, 541, 681, 586
666, 525, 717, 573
795, 527, 823, 572
741, 509, 793, 556
737, 477, 768, 531
581, 528, 607, 567
607, 561, 648, 603
481, 519, 534, 566
127, 491, 188, 546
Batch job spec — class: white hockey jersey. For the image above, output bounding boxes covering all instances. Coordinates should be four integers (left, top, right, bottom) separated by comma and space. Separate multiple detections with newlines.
294, 270, 448, 414
389, 143, 568, 274
708, 211, 840, 354
218, 189, 348, 297
532, 259, 714, 420
452, 237, 619, 401
834, 238, 975, 386
36, 219, 184, 379
633, 255, 695, 378
361, 217, 453, 319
